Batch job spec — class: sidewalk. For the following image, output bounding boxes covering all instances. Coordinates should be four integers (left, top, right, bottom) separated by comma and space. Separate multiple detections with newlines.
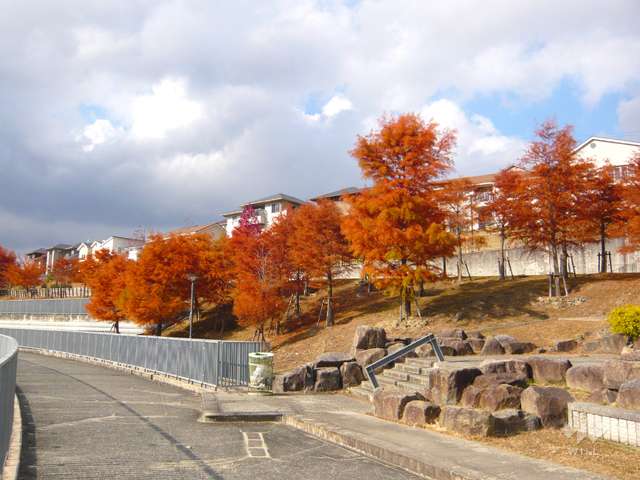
203, 390, 608, 480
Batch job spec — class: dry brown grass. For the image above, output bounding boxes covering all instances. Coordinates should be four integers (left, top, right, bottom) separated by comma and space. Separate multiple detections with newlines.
167, 274, 640, 372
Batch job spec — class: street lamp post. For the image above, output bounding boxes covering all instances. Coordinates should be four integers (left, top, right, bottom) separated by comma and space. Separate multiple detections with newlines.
187, 274, 198, 339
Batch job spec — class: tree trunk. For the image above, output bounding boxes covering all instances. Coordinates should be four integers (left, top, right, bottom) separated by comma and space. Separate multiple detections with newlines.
294, 270, 301, 317
442, 257, 447, 278
155, 322, 162, 336
303, 278, 309, 296
551, 244, 561, 297
499, 228, 506, 281
403, 286, 412, 317
326, 271, 334, 327
419, 279, 425, 297
600, 221, 607, 273
114, 320, 120, 334
457, 231, 463, 282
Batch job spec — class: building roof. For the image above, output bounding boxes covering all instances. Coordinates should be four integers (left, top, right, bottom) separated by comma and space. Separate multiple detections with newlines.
574, 136, 640, 153
25, 248, 47, 256
309, 187, 361, 202
166, 221, 224, 236
48, 243, 73, 251
239, 193, 306, 207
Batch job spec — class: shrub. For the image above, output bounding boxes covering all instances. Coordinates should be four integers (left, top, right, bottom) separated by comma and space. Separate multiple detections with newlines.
608, 305, 640, 340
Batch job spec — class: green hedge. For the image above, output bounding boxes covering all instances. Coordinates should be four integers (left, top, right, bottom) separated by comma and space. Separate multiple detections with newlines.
608, 305, 640, 340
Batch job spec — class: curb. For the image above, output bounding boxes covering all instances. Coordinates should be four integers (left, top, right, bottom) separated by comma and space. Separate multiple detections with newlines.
282, 414, 482, 480
199, 411, 283, 423
2, 395, 23, 480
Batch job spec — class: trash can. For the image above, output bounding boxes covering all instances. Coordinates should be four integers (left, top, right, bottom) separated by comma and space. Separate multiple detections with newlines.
248, 352, 274, 394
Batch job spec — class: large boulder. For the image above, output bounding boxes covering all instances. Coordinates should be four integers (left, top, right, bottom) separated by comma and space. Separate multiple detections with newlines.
617, 379, 640, 410
583, 334, 629, 354
466, 331, 485, 340
621, 348, 640, 361
439, 328, 467, 340
491, 409, 541, 436
429, 367, 482, 405
438, 338, 474, 356
314, 367, 342, 392
554, 339, 578, 352
527, 357, 572, 385
479, 359, 531, 378
355, 348, 387, 369
478, 384, 523, 412
587, 388, 617, 405
373, 390, 424, 420
272, 364, 315, 393
460, 386, 483, 408
565, 364, 604, 392
504, 341, 537, 355
402, 400, 441, 425
473, 372, 529, 389
480, 337, 505, 355
439, 406, 494, 437
314, 351, 354, 368
603, 360, 640, 390
353, 326, 387, 351
520, 386, 574, 427
340, 361, 364, 388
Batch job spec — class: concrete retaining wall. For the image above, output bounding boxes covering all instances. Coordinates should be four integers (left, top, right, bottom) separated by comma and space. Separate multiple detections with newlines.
568, 402, 640, 447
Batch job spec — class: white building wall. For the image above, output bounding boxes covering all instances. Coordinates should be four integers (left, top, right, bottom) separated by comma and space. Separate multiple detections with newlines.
575, 138, 639, 167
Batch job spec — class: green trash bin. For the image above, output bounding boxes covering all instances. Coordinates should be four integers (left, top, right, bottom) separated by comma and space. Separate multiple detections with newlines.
248, 352, 274, 394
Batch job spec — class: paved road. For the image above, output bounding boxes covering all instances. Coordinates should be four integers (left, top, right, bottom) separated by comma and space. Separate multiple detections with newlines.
17, 352, 419, 480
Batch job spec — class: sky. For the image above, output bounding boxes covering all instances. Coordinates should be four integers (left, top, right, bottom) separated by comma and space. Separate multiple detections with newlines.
1, 0, 640, 253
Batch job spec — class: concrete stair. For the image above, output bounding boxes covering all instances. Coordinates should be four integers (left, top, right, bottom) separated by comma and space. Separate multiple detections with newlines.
349, 357, 436, 402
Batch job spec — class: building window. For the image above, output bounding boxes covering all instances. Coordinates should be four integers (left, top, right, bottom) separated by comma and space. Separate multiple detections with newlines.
271, 203, 281, 213
612, 165, 632, 182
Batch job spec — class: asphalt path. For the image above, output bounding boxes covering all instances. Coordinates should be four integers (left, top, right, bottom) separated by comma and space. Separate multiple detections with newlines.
16, 352, 420, 480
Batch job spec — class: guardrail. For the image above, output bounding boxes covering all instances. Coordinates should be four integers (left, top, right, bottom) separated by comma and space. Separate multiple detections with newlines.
0, 328, 266, 388
0, 298, 89, 316
0, 334, 18, 470
365, 333, 444, 389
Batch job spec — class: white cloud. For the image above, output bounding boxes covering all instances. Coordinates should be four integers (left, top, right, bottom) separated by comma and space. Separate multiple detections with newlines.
130, 78, 203, 140
322, 94, 353, 117
79, 119, 121, 152
618, 95, 640, 137
420, 99, 526, 174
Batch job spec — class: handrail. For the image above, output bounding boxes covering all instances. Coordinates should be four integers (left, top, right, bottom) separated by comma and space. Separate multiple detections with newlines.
0, 334, 18, 470
365, 333, 444, 389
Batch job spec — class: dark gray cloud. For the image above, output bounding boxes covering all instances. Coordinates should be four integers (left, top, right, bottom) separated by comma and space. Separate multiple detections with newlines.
1, 0, 639, 252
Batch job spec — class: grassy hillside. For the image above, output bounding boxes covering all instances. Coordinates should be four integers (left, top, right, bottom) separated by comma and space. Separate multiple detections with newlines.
166, 273, 640, 372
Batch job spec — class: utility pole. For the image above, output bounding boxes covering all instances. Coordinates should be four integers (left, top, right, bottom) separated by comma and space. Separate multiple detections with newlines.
187, 274, 198, 339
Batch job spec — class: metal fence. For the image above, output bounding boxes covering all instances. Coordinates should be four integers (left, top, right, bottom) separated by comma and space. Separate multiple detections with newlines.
1, 287, 91, 299
0, 298, 89, 315
0, 328, 266, 388
0, 334, 18, 470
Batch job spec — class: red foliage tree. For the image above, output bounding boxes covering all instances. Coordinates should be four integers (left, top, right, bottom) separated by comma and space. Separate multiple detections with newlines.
123, 234, 230, 335
80, 250, 130, 332
620, 153, 640, 252
580, 163, 625, 272
497, 120, 592, 296
0, 245, 16, 290
486, 167, 522, 280
6, 259, 44, 291
228, 210, 292, 340
51, 257, 82, 286
343, 114, 456, 321
289, 200, 351, 327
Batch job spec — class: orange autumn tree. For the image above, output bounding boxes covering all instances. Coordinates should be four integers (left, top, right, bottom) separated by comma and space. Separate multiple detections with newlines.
486, 167, 522, 280
498, 120, 592, 296
6, 259, 44, 291
229, 208, 292, 340
51, 257, 81, 287
124, 233, 230, 335
580, 163, 625, 272
80, 250, 130, 333
0, 245, 16, 290
439, 178, 485, 282
343, 114, 456, 321
289, 200, 351, 327
620, 153, 640, 252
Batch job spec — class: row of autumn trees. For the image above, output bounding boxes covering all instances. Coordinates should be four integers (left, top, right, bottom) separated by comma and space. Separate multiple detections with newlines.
0, 249, 80, 292
2, 114, 640, 337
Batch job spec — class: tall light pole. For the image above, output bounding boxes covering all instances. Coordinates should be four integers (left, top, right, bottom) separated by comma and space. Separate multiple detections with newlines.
187, 274, 198, 339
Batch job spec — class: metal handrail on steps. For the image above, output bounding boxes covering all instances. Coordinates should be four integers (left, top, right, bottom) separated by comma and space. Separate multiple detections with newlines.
365, 333, 444, 389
